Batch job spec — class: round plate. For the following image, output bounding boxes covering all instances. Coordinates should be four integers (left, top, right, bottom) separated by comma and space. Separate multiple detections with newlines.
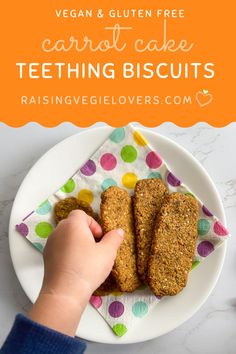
9, 127, 226, 344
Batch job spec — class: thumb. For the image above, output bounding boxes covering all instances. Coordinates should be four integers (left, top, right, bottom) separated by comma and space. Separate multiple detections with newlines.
99, 229, 124, 256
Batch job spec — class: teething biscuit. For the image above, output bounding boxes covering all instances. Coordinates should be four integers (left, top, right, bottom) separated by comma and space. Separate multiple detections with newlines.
133, 178, 168, 282
54, 197, 98, 224
148, 192, 198, 296
101, 186, 140, 292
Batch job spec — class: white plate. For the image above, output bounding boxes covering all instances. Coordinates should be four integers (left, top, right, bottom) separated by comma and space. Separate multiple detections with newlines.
9, 126, 226, 344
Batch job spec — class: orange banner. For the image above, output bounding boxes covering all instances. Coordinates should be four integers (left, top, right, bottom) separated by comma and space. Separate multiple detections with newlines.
0, 0, 235, 126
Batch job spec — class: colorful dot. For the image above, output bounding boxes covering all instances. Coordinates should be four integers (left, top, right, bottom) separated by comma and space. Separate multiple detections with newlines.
100, 153, 117, 171
111, 291, 123, 297
36, 200, 52, 215
33, 242, 44, 253
156, 295, 162, 300
191, 260, 200, 269
61, 179, 75, 193
16, 223, 29, 237
89, 295, 102, 309
185, 192, 196, 199
213, 221, 229, 236
167, 172, 181, 187
146, 151, 162, 169
122, 172, 138, 189
110, 128, 125, 143
78, 189, 94, 204
147, 172, 162, 180
35, 222, 53, 239
80, 159, 96, 176
132, 301, 148, 318
197, 241, 214, 257
108, 301, 124, 318
112, 323, 127, 337
133, 131, 148, 146
101, 178, 117, 191
198, 219, 211, 236
121, 145, 137, 163
202, 205, 213, 217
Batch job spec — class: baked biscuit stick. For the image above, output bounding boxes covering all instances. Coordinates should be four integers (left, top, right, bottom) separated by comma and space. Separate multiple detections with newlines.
54, 197, 100, 224
133, 178, 168, 282
101, 186, 140, 292
148, 193, 199, 296
93, 274, 119, 296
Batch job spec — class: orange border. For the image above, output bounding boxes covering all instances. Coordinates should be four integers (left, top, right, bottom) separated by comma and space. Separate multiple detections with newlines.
1, 1, 235, 126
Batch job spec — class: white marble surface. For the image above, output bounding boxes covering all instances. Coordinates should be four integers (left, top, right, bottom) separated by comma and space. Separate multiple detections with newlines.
0, 123, 235, 354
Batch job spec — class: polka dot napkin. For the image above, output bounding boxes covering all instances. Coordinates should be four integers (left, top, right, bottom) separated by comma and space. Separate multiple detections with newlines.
16, 124, 230, 337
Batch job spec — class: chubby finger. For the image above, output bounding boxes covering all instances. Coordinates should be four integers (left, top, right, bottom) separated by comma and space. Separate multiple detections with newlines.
67, 209, 103, 238
99, 229, 124, 256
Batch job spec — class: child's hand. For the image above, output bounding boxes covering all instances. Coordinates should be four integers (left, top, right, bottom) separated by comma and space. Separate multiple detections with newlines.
29, 210, 124, 336
43, 209, 124, 298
